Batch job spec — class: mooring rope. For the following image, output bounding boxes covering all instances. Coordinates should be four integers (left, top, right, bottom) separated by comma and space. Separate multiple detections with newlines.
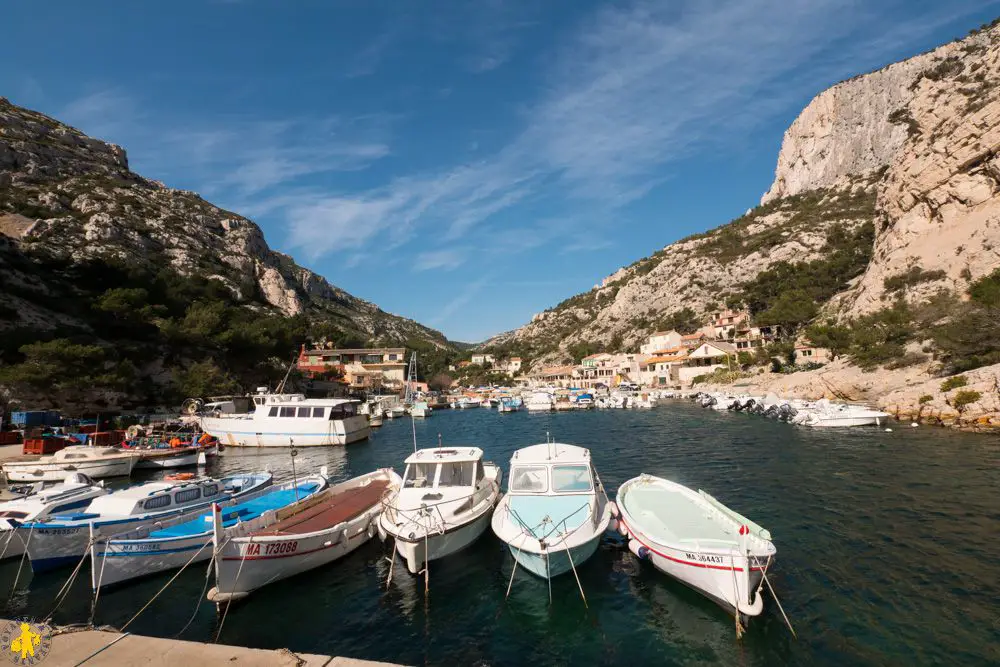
214, 535, 251, 643
46, 537, 98, 623
174, 539, 226, 639
119, 538, 212, 632
7, 522, 36, 605
761, 556, 797, 638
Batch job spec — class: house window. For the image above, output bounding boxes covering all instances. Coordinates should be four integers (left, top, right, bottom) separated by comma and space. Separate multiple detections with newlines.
802, 349, 813, 357
174, 488, 202, 504
143, 495, 172, 511
280, 407, 295, 418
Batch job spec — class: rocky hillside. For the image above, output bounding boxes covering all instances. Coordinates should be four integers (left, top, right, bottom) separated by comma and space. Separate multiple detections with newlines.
0, 96, 448, 347
488, 19, 1000, 376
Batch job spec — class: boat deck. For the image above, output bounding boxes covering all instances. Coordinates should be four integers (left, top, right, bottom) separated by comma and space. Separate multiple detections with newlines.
624, 483, 737, 547
256, 480, 390, 536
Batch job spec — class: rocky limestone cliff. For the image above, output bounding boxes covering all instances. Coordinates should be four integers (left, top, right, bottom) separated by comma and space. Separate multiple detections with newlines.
0, 97, 448, 347
489, 19, 1000, 430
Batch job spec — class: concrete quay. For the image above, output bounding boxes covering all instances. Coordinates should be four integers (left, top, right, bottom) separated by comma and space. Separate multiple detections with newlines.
5, 622, 403, 667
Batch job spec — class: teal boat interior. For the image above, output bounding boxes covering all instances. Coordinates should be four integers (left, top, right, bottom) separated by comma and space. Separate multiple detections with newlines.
507, 495, 591, 539
623, 483, 736, 547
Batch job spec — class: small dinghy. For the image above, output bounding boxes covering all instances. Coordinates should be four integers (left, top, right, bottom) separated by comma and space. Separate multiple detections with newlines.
615, 474, 776, 619
91, 472, 314, 589
21, 472, 272, 572
491, 442, 611, 580
379, 447, 501, 575
133, 446, 206, 469
0, 474, 109, 560
207, 468, 400, 602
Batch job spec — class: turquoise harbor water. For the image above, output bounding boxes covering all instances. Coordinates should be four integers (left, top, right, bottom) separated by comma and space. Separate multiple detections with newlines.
3, 402, 999, 666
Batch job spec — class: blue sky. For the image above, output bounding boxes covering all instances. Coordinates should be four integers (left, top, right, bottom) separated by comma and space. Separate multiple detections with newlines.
4, 1, 998, 341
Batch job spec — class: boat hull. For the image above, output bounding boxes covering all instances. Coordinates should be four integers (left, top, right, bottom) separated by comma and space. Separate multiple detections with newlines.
805, 415, 884, 427
200, 415, 370, 447
384, 508, 492, 575
133, 449, 203, 469
3, 457, 135, 482
93, 533, 212, 589
209, 510, 380, 603
508, 535, 602, 579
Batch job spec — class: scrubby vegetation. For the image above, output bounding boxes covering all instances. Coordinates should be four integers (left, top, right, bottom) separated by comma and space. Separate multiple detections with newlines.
883, 266, 946, 293
940, 375, 968, 392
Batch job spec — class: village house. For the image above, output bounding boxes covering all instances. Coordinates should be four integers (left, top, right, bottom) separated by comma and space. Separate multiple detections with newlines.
639, 350, 688, 387
710, 309, 750, 340
639, 330, 683, 355
470, 353, 496, 366
529, 365, 577, 388
678, 341, 737, 385
297, 345, 406, 388
680, 332, 709, 349
507, 357, 522, 374
795, 339, 832, 364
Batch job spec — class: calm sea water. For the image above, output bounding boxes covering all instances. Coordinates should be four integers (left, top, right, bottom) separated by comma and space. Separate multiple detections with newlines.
3, 403, 999, 666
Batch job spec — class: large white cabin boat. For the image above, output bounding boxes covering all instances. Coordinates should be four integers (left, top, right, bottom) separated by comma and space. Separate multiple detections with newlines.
199, 392, 370, 447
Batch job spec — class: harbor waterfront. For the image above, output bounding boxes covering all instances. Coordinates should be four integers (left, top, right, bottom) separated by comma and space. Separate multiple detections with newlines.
2, 403, 998, 666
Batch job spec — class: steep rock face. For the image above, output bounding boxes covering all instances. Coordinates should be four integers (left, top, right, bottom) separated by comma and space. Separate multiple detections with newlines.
835, 31, 1000, 316
762, 29, 995, 204
0, 97, 447, 346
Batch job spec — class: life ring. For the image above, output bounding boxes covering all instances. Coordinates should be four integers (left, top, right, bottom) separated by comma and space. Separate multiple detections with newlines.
165, 472, 196, 481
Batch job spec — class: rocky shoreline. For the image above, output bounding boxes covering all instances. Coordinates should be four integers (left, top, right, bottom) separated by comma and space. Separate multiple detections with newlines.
696, 358, 1000, 432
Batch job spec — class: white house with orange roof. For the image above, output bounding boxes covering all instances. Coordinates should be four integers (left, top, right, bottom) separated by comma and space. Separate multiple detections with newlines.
639, 330, 683, 355
678, 341, 737, 385
640, 349, 689, 387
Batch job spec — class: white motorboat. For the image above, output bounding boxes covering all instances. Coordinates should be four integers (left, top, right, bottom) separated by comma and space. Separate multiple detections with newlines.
410, 402, 431, 418
133, 447, 207, 469
379, 447, 501, 575
0, 474, 109, 560
615, 474, 776, 619
21, 472, 272, 573
93, 472, 325, 590
200, 390, 369, 447
525, 392, 554, 412
207, 468, 401, 602
796, 400, 890, 427
2, 446, 137, 482
387, 405, 406, 419
498, 398, 521, 413
454, 397, 482, 409
491, 442, 610, 581
369, 412, 384, 427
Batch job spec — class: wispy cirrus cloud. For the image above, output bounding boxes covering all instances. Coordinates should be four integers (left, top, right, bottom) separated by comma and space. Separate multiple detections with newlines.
413, 248, 468, 272
281, 0, 995, 275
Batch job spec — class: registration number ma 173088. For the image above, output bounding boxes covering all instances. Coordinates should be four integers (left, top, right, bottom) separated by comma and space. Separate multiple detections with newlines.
244, 541, 298, 556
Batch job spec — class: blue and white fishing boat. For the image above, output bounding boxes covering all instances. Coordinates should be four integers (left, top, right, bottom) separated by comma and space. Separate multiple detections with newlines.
20, 472, 272, 573
498, 397, 522, 413
491, 442, 611, 580
91, 471, 327, 589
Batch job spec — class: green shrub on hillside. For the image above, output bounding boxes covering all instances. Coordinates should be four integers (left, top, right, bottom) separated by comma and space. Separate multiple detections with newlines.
883, 266, 947, 293
951, 390, 981, 413
940, 375, 968, 392
848, 302, 914, 370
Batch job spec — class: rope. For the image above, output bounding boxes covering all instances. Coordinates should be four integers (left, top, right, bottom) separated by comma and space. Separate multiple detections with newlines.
214, 536, 251, 643
46, 537, 97, 622
761, 556, 797, 639
8, 522, 35, 605
89, 541, 110, 625
564, 539, 588, 608
729, 553, 744, 639
119, 538, 212, 633
71, 631, 131, 666
174, 541, 224, 639
0, 527, 17, 562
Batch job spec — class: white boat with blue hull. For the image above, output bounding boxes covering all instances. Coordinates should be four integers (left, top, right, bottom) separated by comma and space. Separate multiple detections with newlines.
91, 472, 325, 590
615, 474, 776, 620
379, 447, 501, 575
21, 472, 272, 573
491, 442, 611, 581
0, 474, 109, 561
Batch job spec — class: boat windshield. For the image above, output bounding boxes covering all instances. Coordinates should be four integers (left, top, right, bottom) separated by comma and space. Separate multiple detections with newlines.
551, 465, 592, 493
510, 466, 548, 493
438, 462, 475, 487
403, 463, 436, 488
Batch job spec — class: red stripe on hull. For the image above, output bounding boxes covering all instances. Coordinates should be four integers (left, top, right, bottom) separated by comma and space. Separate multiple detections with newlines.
221, 529, 367, 561
620, 516, 764, 572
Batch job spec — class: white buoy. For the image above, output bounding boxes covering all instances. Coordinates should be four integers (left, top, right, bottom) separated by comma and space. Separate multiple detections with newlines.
884, 428, 893, 432
910, 422, 918, 427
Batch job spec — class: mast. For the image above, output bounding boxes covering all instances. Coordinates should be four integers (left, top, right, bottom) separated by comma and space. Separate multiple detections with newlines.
404, 352, 418, 405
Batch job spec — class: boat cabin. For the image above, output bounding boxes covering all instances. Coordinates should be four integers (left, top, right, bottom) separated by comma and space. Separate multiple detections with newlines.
508, 443, 597, 496
254, 394, 360, 421
401, 447, 486, 492
67, 479, 224, 519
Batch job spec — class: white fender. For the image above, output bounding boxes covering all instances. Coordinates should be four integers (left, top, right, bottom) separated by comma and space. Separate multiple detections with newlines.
609, 517, 620, 534
609, 501, 620, 518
